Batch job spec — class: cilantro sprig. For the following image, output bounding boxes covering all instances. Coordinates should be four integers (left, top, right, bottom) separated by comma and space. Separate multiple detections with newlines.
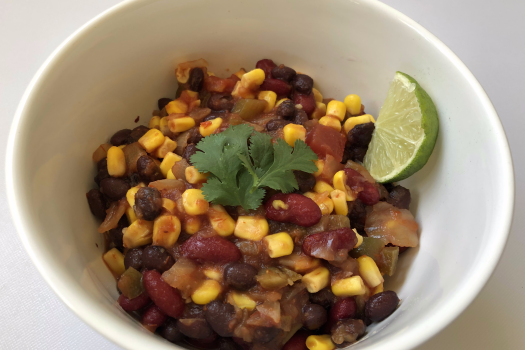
190, 125, 318, 210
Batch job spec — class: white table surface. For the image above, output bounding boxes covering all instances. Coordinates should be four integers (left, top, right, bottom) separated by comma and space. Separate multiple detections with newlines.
1, 0, 523, 349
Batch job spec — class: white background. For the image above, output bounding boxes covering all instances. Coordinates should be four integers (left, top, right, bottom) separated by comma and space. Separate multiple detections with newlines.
0, 0, 523, 349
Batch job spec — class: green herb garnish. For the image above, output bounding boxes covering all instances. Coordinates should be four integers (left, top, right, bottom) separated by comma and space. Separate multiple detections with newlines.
190, 125, 318, 210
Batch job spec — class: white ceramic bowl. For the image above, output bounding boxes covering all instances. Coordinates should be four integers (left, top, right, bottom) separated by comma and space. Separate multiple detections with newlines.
6, 0, 514, 349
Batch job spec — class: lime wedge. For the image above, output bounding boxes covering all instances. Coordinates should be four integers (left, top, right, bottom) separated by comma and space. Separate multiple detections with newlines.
363, 72, 438, 183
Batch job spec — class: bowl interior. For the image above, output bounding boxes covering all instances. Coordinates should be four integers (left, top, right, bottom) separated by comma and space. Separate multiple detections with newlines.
8, 0, 513, 349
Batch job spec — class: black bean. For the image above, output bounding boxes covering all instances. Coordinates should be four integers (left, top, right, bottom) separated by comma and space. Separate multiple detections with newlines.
218, 338, 241, 350
97, 158, 108, 171
134, 187, 162, 221
292, 109, 309, 125
271, 65, 296, 82
86, 189, 107, 220
95, 159, 110, 186
127, 125, 150, 144
293, 171, 316, 193
110, 129, 132, 146
108, 217, 127, 251
182, 144, 198, 165
365, 291, 399, 322
203, 113, 221, 122
160, 318, 183, 343
142, 245, 174, 272
126, 173, 141, 187
100, 178, 130, 200
383, 183, 395, 192
265, 119, 291, 132
208, 93, 234, 111
292, 74, 314, 95
176, 319, 212, 339
124, 248, 143, 270
275, 100, 295, 119
347, 122, 375, 147
204, 301, 236, 337
136, 155, 163, 183
310, 289, 336, 309
188, 68, 205, 92
303, 304, 328, 330
348, 198, 367, 233
158, 98, 172, 111
183, 303, 205, 319
252, 327, 280, 343
387, 185, 411, 210
342, 146, 368, 163
224, 263, 257, 290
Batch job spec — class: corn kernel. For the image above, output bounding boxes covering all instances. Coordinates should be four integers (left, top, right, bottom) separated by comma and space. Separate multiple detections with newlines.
234, 216, 269, 241
332, 276, 367, 297
152, 137, 177, 158
263, 232, 294, 258
107, 146, 126, 177
302, 267, 330, 293
166, 99, 188, 114
344, 94, 362, 115
231, 291, 257, 310
199, 117, 223, 137
185, 166, 209, 184
160, 152, 182, 177
326, 100, 346, 121
234, 68, 246, 79
125, 207, 137, 224
313, 159, 324, 177
312, 88, 323, 103
304, 192, 334, 215
343, 114, 375, 134
354, 229, 363, 248
275, 98, 289, 108
207, 72, 215, 77
149, 116, 161, 129
331, 190, 348, 215
313, 181, 334, 195
208, 204, 236, 237
123, 219, 153, 248
166, 169, 176, 179
161, 198, 177, 214
372, 283, 384, 295
306, 335, 335, 350
160, 117, 170, 135
283, 124, 306, 147
103, 248, 126, 276
191, 280, 221, 305
333, 170, 355, 201
138, 129, 165, 153
231, 81, 255, 99
319, 116, 341, 132
126, 187, 140, 207
168, 116, 195, 133
258, 91, 277, 112
311, 102, 327, 119
153, 215, 181, 249
204, 267, 223, 281
272, 200, 288, 210
182, 189, 209, 215
241, 68, 265, 89
279, 254, 321, 274
183, 215, 201, 234
357, 255, 384, 288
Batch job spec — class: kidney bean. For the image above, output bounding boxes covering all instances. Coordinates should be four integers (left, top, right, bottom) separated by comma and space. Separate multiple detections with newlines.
219, 338, 242, 350
127, 125, 150, 143
292, 74, 314, 95
346, 122, 375, 147
110, 129, 132, 146
204, 301, 237, 337
265, 193, 322, 227
265, 119, 291, 132
387, 185, 411, 210
142, 269, 185, 318
142, 245, 175, 272
224, 263, 257, 290
324, 297, 357, 332
158, 98, 172, 111
188, 68, 205, 92
344, 168, 380, 206
136, 155, 163, 182
271, 65, 296, 82
118, 292, 151, 312
181, 236, 242, 263
330, 319, 366, 345
260, 78, 292, 97
183, 144, 198, 165
310, 289, 336, 309
177, 319, 213, 339
302, 228, 357, 261
292, 92, 316, 115
134, 187, 162, 221
276, 100, 296, 119
160, 318, 183, 343
100, 178, 130, 200
86, 189, 107, 220
365, 291, 399, 322
303, 304, 328, 330
124, 248, 143, 270
293, 171, 316, 193
282, 330, 310, 350
142, 304, 167, 327
208, 93, 234, 111
253, 327, 281, 343
255, 59, 277, 78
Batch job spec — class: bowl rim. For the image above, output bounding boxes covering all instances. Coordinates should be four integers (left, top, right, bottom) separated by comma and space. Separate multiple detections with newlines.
5, 0, 515, 349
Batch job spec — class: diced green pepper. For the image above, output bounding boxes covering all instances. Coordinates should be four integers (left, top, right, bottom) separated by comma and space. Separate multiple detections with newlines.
117, 267, 145, 299
377, 246, 399, 276
350, 237, 385, 260
231, 99, 268, 120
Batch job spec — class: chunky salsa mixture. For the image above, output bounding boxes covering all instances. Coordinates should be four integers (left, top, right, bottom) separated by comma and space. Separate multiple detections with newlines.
86, 58, 419, 350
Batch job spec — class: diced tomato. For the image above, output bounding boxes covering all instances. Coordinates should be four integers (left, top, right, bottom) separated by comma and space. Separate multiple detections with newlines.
204, 75, 238, 93
306, 124, 346, 162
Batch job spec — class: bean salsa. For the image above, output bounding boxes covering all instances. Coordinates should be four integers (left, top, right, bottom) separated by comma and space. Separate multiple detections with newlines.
87, 58, 419, 350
